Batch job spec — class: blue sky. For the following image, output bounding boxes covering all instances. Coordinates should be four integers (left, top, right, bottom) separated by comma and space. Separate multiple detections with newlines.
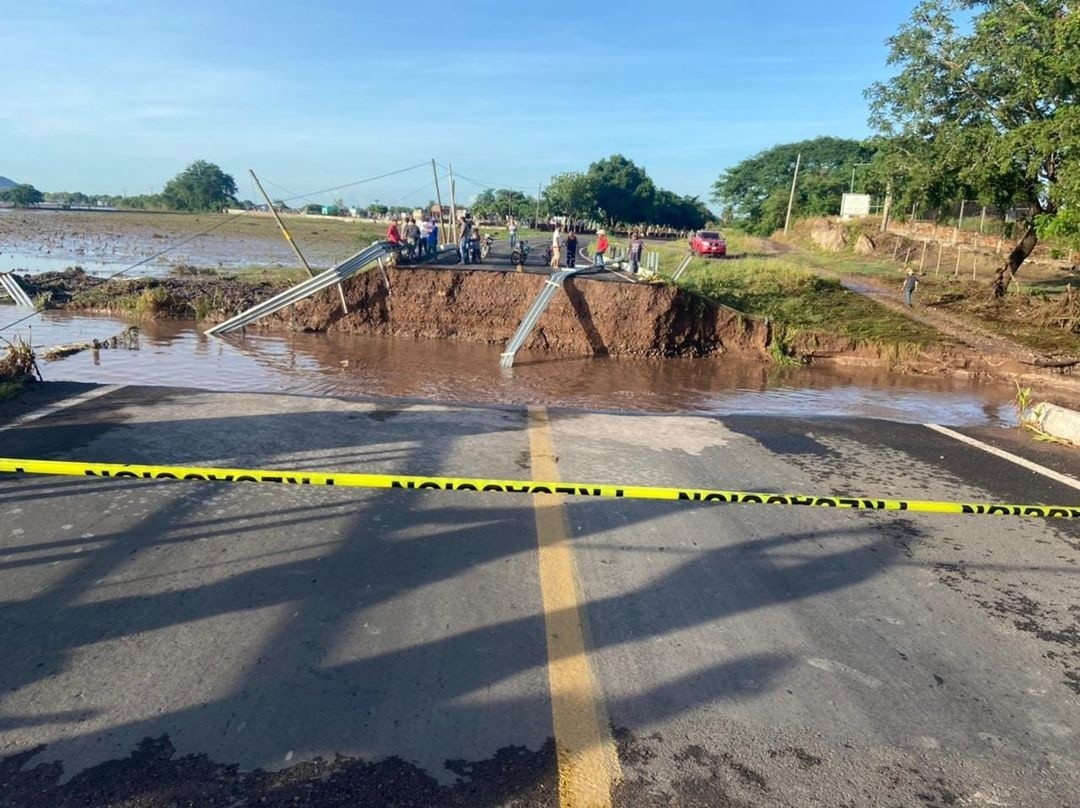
1, 0, 916, 208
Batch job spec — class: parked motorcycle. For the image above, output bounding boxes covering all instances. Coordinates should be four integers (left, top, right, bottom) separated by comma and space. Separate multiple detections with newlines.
480, 233, 495, 259
510, 240, 531, 265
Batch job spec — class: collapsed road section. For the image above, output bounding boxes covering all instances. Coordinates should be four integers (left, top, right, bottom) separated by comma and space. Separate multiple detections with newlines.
206, 264, 772, 361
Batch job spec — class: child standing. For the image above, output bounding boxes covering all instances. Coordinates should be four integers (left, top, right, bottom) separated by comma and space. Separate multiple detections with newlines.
903, 268, 918, 307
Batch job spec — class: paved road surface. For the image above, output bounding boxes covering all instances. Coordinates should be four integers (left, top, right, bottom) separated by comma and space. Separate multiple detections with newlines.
1, 383, 1078, 807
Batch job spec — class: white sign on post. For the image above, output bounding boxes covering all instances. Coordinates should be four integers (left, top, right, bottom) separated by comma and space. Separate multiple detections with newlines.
840, 193, 872, 219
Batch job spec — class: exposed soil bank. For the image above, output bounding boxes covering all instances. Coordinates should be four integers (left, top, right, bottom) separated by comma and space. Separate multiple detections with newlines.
271, 268, 772, 359
17, 266, 771, 360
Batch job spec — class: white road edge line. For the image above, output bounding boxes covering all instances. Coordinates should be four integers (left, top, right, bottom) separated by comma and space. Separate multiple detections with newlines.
925, 423, 1080, 493
0, 385, 121, 434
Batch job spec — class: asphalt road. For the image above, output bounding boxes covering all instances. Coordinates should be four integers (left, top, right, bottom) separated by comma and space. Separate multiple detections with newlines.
410, 234, 639, 283
1, 383, 1078, 807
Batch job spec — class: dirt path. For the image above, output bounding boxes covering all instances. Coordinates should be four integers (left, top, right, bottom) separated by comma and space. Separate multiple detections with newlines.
843, 274, 1044, 362
768, 239, 1072, 365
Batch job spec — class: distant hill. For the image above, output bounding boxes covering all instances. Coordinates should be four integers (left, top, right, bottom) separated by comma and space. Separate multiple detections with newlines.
0, 176, 17, 190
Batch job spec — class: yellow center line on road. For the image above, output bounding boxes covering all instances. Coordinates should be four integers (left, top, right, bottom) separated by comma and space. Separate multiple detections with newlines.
527, 406, 621, 808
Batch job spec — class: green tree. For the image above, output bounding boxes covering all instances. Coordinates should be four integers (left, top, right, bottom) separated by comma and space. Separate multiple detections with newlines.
542, 172, 596, 222
866, 0, 1080, 293
161, 160, 237, 212
712, 137, 875, 235
470, 188, 535, 222
4, 184, 44, 207
651, 190, 711, 230
586, 155, 656, 225
468, 189, 499, 221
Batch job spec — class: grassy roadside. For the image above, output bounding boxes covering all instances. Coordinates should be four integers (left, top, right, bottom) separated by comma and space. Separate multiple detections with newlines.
0, 341, 36, 400
777, 220, 1080, 358
0, 380, 24, 401
636, 233, 945, 352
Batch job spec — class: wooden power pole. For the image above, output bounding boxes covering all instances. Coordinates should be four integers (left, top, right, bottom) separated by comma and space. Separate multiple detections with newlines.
783, 153, 801, 235
249, 169, 347, 314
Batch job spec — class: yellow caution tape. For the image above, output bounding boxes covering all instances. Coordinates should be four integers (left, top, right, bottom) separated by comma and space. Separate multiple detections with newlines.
0, 457, 1077, 518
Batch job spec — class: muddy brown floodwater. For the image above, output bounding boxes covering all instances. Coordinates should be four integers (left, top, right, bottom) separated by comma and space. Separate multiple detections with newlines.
6, 311, 1020, 427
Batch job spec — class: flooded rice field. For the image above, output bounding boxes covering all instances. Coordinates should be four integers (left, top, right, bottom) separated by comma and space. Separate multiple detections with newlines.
0, 208, 363, 278
1, 307, 1019, 427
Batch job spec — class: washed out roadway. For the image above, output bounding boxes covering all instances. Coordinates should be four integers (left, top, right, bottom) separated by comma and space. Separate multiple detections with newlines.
0, 383, 1078, 807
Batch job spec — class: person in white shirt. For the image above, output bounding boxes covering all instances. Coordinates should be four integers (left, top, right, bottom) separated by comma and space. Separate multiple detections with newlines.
550, 225, 562, 270
419, 219, 433, 259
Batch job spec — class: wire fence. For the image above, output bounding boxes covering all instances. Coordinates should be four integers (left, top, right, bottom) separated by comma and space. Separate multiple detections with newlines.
899, 200, 1035, 238
877, 227, 1077, 291
862, 198, 1077, 273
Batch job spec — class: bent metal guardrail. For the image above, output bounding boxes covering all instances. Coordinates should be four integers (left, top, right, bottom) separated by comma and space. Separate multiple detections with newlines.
671, 252, 693, 282
500, 268, 589, 369
0, 272, 34, 307
205, 241, 393, 336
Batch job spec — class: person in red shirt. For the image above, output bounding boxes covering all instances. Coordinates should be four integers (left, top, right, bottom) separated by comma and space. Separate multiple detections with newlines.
594, 229, 609, 267
386, 221, 402, 259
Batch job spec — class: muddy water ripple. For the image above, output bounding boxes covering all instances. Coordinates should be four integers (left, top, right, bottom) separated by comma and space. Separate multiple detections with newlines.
2, 310, 1019, 427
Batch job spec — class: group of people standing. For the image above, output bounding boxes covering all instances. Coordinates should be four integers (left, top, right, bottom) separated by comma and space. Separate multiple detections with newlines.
386, 218, 438, 262
546, 227, 646, 274
547, 225, 580, 269
457, 213, 491, 264
387, 216, 649, 276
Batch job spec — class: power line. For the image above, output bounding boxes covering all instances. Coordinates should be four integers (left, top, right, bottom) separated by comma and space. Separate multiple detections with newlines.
278, 162, 430, 205
257, 176, 301, 199
433, 161, 533, 195
385, 180, 435, 208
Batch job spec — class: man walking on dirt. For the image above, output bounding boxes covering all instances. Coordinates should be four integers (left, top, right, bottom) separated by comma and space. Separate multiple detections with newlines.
903, 268, 918, 307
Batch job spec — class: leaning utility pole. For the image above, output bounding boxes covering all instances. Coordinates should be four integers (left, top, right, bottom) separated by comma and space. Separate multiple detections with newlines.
448, 163, 459, 243
783, 153, 801, 235
880, 181, 893, 232
249, 169, 347, 314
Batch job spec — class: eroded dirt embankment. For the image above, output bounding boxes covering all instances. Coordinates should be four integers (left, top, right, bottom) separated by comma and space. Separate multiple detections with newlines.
259, 268, 772, 360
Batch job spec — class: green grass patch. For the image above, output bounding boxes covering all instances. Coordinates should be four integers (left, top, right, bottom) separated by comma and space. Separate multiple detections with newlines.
780, 246, 905, 280
0, 379, 24, 401
221, 266, 309, 283
69, 284, 142, 312
674, 258, 944, 345
0, 340, 35, 398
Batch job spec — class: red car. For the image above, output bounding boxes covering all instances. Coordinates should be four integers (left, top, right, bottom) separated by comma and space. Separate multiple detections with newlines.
690, 230, 727, 258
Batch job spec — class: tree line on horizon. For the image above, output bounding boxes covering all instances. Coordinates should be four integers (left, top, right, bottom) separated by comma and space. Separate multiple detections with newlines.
1, 160, 240, 213
6, 154, 714, 233
468, 154, 713, 231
